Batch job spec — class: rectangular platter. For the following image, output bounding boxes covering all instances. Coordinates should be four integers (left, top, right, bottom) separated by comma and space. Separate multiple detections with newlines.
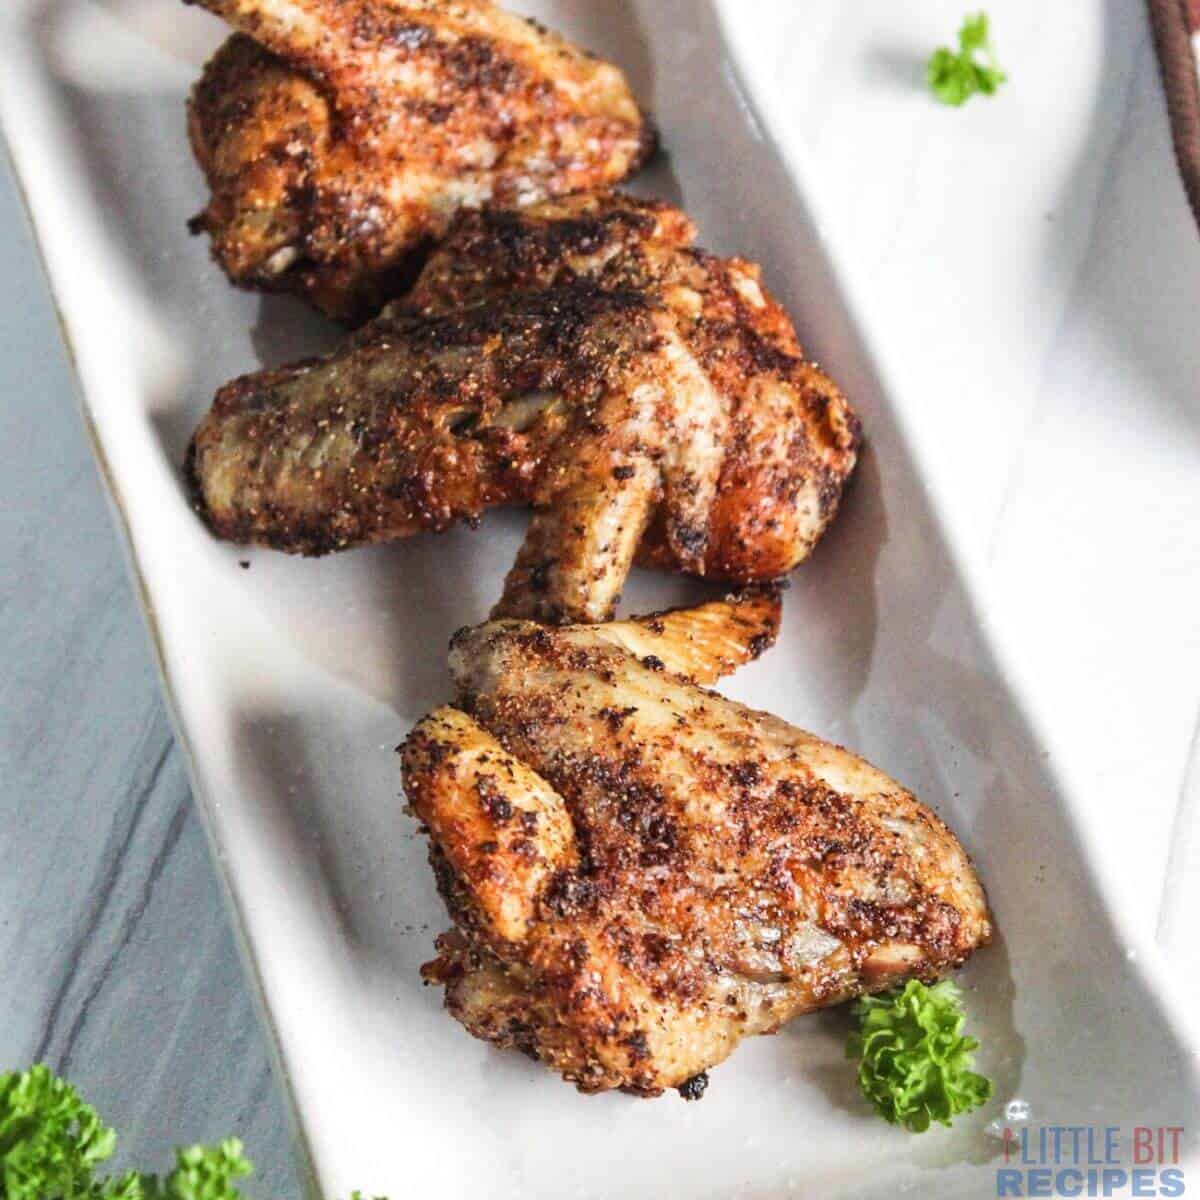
2, 0, 1197, 1195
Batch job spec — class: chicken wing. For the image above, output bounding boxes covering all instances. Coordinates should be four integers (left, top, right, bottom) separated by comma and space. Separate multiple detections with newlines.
187, 194, 861, 624
401, 593, 990, 1096
403, 193, 860, 594
186, 0, 654, 320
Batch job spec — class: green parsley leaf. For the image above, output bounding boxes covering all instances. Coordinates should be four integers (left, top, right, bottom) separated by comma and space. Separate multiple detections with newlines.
958, 13, 990, 53
927, 12, 1007, 107
846, 979, 992, 1132
0, 1063, 391, 1199
98, 1172, 148, 1200
0, 1064, 116, 1199
0, 1068, 255, 1200
139, 1140, 253, 1200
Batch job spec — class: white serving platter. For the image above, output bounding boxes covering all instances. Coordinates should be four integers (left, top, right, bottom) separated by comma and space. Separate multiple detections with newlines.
2, 1, 1197, 1196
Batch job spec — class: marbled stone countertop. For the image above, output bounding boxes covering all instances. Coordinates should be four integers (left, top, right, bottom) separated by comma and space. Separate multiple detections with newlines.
2, 1, 1197, 1194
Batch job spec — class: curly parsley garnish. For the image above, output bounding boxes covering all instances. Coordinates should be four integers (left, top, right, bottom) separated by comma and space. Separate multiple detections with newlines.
927, 13, 1007, 107
0, 1065, 382, 1199
846, 979, 992, 1131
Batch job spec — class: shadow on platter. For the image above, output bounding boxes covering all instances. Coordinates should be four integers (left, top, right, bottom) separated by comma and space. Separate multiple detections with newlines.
229, 706, 443, 996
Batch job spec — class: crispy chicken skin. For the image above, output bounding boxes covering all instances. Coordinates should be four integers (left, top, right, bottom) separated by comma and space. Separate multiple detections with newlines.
188, 283, 732, 622
187, 194, 861, 624
406, 193, 861, 598
399, 191, 700, 317
186, 0, 655, 320
401, 593, 990, 1096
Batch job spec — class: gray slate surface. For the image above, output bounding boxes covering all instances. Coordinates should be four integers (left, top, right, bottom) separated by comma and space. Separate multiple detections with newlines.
0, 145, 298, 1195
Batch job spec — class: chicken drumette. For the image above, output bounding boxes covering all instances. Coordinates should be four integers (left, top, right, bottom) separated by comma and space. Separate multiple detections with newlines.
187, 194, 861, 624
401, 592, 990, 1096
186, 0, 654, 320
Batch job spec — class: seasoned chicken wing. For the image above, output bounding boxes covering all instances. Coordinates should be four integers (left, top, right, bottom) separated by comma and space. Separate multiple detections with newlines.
186, 0, 654, 320
187, 195, 861, 624
189, 283, 732, 622
401, 593, 990, 1096
404, 193, 860, 594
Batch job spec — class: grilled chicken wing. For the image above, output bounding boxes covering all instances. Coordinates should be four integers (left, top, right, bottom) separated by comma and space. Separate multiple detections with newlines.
187, 194, 861, 624
401, 593, 990, 1096
186, 0, 654, 320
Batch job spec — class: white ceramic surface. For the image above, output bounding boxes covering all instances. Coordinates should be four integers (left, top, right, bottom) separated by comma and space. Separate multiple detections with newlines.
1, 1, 1197, 1196
726, 0, 1200, 982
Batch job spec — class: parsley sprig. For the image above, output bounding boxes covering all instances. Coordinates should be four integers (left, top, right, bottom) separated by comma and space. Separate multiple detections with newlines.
0, 1066, 382, 1199
846, 979, 992, 1131
927, 13, 1007, 107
